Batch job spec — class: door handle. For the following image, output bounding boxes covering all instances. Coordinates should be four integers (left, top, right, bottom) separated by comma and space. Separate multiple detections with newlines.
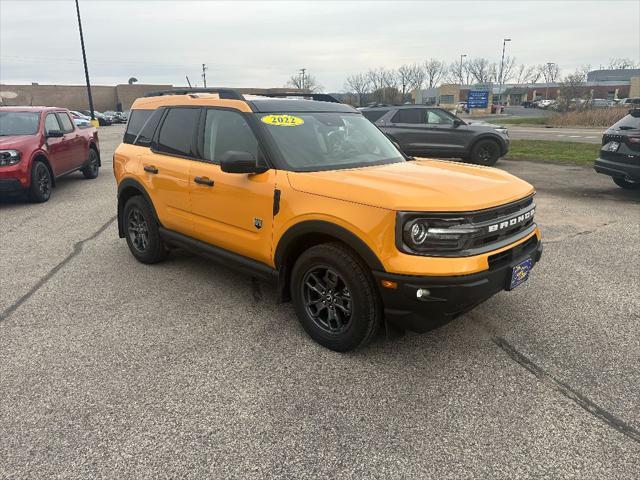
194, 176, 214, 187
143, 165, 158, 174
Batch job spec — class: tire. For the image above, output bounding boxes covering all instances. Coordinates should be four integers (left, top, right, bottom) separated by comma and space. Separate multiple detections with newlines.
123, 196, 168, 264
290, 243, 381, 352
613, 177, 640, 190
81, 148, 100, 179
470, 139, 501, 166
29, 160, 52, 203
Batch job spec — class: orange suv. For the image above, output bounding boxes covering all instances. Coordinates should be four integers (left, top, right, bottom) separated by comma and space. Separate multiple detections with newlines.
113, 89, 542, 351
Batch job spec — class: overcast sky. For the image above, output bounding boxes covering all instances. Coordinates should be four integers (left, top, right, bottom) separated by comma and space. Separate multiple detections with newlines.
1, 0, 639, 91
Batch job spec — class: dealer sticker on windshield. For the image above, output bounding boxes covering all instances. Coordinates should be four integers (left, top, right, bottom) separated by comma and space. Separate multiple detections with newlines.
261, 114, 304, 127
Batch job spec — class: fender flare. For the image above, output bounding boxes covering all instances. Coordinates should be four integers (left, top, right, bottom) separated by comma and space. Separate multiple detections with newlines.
274, 220, 385, 272
29, 150, 55, 186
117, 178, 161, 238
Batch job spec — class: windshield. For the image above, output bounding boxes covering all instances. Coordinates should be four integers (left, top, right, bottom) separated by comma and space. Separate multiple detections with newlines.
259, 112, 404, 171
0, 111, 40, 136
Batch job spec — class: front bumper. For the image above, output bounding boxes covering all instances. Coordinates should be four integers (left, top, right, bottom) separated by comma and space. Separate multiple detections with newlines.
594, 156, 640, 182
373, 235, 543, 332
0, 178, 24, 195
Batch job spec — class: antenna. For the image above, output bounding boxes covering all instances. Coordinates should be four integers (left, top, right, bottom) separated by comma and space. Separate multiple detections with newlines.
186, 76, 192, 88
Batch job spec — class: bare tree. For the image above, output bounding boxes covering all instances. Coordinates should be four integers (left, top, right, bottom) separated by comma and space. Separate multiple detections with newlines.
367, 68, 398, 103
607, 58, 639, 69
497, 56, 516, 85
396, 63, 424, 101
423, 59, 446, 88
539, 63, 561, 84
344, 72, 370, 106
558, 68, 588, 112
466, 57, 496, 84
514, 64, 538, 85
286, 72, 323, 92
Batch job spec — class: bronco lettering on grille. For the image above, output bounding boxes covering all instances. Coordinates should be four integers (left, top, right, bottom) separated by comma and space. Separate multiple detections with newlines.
487, 208, 535, 233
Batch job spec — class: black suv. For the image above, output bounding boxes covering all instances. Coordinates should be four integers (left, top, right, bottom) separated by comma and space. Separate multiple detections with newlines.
360, 105, 510, 166
595, 109, 640, 190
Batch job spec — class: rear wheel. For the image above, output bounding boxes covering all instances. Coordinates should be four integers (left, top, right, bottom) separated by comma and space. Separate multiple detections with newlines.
82, 148, 100, 179
123, 196, 168, 264
29, 160, 52, 203
290, 243, 381, 352
613, 177, 640, 190
470, 139, 501, 166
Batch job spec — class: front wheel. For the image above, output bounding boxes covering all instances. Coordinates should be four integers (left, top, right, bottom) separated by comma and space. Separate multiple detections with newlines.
470, 139, 501, 166
613, 177, 640, 190
290, 243, 381, 352
123, 196, 168, 264
29, 160, 52, 203
82, 148, 100, 179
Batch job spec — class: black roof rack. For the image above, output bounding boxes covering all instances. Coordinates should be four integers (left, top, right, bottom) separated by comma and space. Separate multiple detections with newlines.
143, 88, 341, 104
245, 92, 341, 104
144, 88, 244, 100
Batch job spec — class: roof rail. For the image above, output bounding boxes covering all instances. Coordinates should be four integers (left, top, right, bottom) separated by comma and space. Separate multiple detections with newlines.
247, 91, 341, 104
143, 88, 342, 104
144, 88, 244, 100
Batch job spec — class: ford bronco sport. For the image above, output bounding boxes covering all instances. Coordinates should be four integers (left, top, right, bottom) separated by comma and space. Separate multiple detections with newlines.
114, 88, 542, 351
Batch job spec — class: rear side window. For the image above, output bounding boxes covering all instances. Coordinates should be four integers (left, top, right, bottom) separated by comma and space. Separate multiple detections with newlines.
124, 109, 153, 144
362, 109, 389, 123
392, 108, 424, 124
156, 108, 200, 157
57, 113, 75, 133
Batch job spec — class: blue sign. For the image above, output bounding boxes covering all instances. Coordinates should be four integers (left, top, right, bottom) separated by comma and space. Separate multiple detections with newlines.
467, 90, 489, 109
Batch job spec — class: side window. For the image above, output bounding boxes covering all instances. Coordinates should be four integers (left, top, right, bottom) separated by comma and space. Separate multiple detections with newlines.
134, 110, 163, 147
362, 109, 389, 122
57, 113, 75, 133
203, 109, 258, 163
426, 110, 454, 125
124, 109, 153, 144
156, 108, 200, 157
44, 113, 61, 134
391, 108, 424, 124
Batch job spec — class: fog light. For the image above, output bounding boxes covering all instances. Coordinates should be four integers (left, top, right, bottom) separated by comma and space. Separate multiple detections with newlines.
416, 288, 430, 299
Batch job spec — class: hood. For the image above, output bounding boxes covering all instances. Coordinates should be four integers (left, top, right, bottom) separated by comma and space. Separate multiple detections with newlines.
0, 135, 38, 150
466, 121, 504, 129
286, 160, 534, 212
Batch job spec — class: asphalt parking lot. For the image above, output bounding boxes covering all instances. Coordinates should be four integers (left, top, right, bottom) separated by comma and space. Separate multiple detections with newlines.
1, 124, 639, 479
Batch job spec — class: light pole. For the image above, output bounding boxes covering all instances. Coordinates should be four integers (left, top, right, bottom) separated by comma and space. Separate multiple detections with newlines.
545, 62, 555, 100
498, 38, 511, 106
459, 54, 467, 85
75, 0, 96, 126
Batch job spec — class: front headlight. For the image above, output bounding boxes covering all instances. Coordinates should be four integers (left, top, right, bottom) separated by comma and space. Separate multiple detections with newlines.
402, 216, 472, 253
495, 127, 508, 135
0, 150, 21, 167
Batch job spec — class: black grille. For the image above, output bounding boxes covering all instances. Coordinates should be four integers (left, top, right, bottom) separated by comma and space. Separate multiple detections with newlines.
603, 134, 624, 145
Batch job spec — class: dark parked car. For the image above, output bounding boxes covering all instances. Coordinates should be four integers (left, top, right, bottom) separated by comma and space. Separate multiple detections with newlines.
594, 108, 640, 190
361, 105, 509, 165
79, 110, 112, 126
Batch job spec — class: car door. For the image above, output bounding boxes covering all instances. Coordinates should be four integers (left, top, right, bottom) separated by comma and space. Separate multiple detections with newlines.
140, 107, 199, 236
385, 108, 451, 156
56, 112, 86, 171
422, 109, 470, 155
189, 108, 276, 265
43, 112, 69, 176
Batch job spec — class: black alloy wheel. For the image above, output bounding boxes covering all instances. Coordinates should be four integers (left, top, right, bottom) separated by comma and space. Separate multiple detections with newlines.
127, 207, 149, 253
302, 266, 353, 334
29, 161, 52, 202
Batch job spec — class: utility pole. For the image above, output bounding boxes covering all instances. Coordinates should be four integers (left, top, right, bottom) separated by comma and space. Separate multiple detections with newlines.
545, 62, 555, 100
459, 54, 467, 85
498, 38, 511, 106
299, 68, 306, 90
202, 64, 208, 88
75, 0, 96, 126
185, 76, 192, 88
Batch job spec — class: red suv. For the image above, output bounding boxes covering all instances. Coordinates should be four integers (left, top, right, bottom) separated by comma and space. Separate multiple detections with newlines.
0, 106, 100, 202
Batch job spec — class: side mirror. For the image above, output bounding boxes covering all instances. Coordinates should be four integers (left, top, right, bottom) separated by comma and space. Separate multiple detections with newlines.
453, 119, 465, 127
46, 130, 64, 138
220, 150, 267, 174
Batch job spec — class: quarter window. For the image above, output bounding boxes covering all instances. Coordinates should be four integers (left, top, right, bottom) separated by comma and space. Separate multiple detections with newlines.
203, 109, 258, 163
44, 113, 61, 134
156, 108, 200, 157
57, 113, 75, 133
